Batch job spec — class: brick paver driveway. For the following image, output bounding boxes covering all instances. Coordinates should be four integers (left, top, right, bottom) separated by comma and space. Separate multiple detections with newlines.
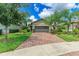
17, 32, 64, 49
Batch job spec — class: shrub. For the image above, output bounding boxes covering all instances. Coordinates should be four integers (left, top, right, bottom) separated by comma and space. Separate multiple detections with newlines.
73, 28, 79, 34
27, 29, 30, 32
9, 29, 19, 33
20, 29, 27, 34
0, 30, 2, 35
22, 26, 27, 30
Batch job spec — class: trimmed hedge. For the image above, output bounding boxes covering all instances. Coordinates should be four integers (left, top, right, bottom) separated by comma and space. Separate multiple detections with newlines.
9, 29, 19, 33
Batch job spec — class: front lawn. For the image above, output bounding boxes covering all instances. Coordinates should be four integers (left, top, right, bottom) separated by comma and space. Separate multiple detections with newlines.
0, 32, 32, 53
57, 34, 79, 42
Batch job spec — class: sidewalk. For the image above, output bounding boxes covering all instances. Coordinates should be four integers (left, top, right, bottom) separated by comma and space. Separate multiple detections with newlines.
1, 42, 79, 56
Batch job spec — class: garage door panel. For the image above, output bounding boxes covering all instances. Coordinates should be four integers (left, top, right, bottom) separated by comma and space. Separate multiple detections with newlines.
35, 26, 49, 29
35, 26, 49, 32
35, 29, 49, 32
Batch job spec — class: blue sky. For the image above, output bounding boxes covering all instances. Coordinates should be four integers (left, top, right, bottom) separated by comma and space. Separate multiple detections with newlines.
19, 3, 79, 21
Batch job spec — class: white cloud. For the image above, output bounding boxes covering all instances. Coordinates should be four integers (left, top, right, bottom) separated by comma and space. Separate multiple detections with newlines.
66, 3, 75, 9
42, 3, 77, 11
30, 3, 77, 21
34, 4, 36, 7
39, 8, 53, 18
42, 3, 67, 11
29, 15, 37, 22
39, 3, 77, 18
34, 3, 39, 12
42, 3, 55, 8
77, 5, 79, 8
34, 7, 39, 12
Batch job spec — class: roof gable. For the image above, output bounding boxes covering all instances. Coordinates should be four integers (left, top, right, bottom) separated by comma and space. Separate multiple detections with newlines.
33, 19, 48, 26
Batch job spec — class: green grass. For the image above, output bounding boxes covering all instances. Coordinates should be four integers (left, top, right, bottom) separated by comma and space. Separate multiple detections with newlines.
0, 32, 32, 53
57, 34, 79, 42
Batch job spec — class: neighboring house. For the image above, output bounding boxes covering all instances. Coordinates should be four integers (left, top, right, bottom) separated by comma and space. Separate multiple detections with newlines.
0, 24, 20, 34
69, 20, 79, 31
31, 20, 49, 32
72, 20, 79, 28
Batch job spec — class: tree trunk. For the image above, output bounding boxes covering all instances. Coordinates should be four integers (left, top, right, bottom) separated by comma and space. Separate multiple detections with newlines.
26, 22, 27, 27
53, 22, 56, 30
49, 25, 52, 33
30, 23, 33, 31
67, 24, 70, 33
5, 26, 8, 42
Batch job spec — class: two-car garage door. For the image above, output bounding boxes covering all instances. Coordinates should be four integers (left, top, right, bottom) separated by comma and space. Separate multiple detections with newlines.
35, 26, 49, 32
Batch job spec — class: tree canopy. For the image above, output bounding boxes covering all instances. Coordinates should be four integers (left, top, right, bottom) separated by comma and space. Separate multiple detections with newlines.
0, 3, 29, 40
0, 4, 28, 27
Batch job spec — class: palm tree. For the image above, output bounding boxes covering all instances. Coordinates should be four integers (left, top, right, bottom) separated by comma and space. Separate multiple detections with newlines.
43, 16, 53, 32
62, 9, 75, 32
43, 11, 63, 33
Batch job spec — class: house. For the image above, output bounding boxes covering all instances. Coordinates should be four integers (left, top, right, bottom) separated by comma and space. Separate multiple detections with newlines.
72, 20, 79, 28
0, 24, 20, 34
31, 20, 49, 32
68, 20, 79, 31
29, 19, 79, 32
